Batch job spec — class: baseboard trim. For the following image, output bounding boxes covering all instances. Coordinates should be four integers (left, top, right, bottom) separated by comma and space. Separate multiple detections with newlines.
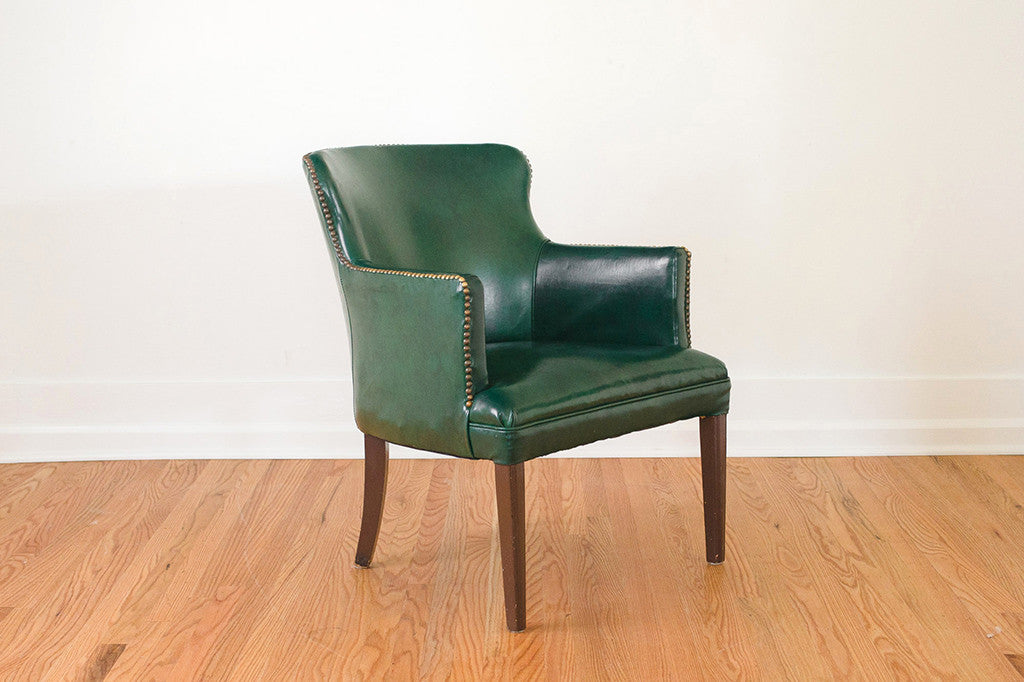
2, 378, 1022, 462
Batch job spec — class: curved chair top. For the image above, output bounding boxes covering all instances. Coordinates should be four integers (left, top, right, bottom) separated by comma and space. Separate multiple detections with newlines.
304, 144, 547, 342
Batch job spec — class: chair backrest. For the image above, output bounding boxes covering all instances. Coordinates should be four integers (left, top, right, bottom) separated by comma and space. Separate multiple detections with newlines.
304, 144, 546, 343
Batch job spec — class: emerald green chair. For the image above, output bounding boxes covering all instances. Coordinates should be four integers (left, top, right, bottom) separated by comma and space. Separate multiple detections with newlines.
302, 144, 730, 631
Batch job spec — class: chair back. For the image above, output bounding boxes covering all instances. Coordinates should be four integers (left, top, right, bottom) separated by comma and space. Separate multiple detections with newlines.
304, 144, 546, 342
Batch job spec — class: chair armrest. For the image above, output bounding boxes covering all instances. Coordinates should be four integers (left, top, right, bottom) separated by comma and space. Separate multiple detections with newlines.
533, 242, 690, 347
337, 264, 488, 458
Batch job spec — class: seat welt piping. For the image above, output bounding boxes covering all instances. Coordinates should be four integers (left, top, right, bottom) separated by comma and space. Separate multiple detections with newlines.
468, 377, 731, 431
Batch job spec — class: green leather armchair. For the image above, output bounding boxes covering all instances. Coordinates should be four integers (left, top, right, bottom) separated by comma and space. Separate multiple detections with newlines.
302, 144, 730, 631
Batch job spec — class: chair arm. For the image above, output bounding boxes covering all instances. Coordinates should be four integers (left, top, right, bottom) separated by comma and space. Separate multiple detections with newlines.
533, 242, 690, 347
337, 264, 488, 458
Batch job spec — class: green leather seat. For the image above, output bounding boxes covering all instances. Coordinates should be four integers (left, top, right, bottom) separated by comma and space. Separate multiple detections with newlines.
302, 143, 730, 631
470, 343, 729, 463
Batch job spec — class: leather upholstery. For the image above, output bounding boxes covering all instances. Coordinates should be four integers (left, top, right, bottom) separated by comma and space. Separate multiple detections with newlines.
535, 243, 690, 347
303, 144, 730, 465
340, 267, 488, 457
305, 144, 545, 342
469, 343, 729, 464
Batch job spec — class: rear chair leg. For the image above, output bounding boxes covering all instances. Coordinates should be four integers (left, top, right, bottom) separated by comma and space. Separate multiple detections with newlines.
494, 462, 526, 631
355, 434, 389, 568
699, 414, 727, 564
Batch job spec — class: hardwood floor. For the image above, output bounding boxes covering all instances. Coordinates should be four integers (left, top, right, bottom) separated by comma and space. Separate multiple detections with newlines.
1, 455, 1023, 680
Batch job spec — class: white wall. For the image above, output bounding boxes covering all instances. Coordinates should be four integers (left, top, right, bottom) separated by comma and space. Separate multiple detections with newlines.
2, 1, 1023, 461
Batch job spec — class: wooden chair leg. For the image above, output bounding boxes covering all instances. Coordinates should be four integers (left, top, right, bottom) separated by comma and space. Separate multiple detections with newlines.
354, 434, 389, 568
699, 414, 727, 564
494, 462, 526, 632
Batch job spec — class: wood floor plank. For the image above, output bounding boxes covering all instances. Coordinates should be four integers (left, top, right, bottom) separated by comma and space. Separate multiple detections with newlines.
0, 462, 59, 522
814, 457, 1018, 679
616, 457, 723, 680
1, 455, 1023, 679
215, 459, 371, 681
889, 456, 1024, 663
181, 460, 356, 679
565, 457, 639, 681
725, 457, 874, 680
426, 459, 499, 681
1006, 653, 1024, 676
601, 458, 676, 680
881, 458, 1024, 617
738, 457, 977, 679
216, 459, 437, 681
0, 462, 52, 492
56, 459, 265, 677
83, 643, 127, 682
105, 459, 318, 679
0, 460, 178, 678
0, 461, 136, 589
675, 457, 820, 681
849, 456, 1024, 678
226, 460, 364, 680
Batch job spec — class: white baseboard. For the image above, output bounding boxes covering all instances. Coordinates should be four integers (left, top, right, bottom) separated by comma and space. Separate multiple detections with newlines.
2, 377, 1022, 463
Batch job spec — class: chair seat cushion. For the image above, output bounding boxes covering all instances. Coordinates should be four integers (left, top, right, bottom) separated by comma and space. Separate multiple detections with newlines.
468, 342, 730, 464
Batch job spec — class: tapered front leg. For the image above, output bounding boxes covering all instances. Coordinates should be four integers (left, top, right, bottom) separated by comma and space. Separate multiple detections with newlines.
699, 414, 727, 564
494, 462, 526, 632
355, 434, 389, 568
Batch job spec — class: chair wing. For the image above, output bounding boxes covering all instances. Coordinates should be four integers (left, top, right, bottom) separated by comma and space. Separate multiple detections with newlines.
304, 144, 545, 343
303, 154, 490, 457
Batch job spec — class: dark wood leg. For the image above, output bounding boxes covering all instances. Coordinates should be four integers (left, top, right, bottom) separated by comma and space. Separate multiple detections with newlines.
494, 462, 526, 632
354, 434, 389, 568
699, 414, 727, 564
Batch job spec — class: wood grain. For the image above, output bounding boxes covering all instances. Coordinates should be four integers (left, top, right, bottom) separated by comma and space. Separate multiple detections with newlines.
83, 644, 126, 682
355, 434, 388, 568
0, 455, 1023, 679
494, 462, 526, 632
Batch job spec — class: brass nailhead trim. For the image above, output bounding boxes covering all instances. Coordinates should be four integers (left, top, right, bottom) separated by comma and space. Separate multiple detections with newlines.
303, 156, 476, 408
682, 247, 691, 346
